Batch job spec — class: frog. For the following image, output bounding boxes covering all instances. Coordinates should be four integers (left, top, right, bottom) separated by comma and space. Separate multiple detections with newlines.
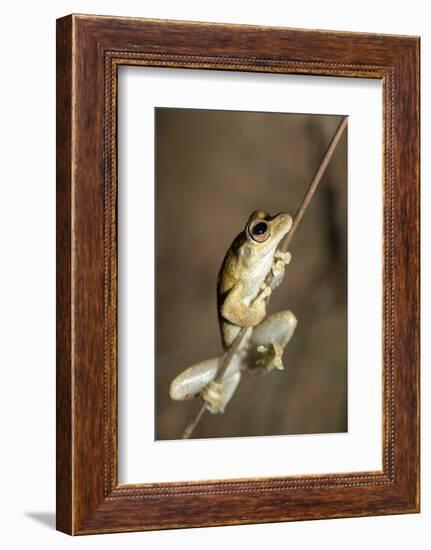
169, 210, 297, 414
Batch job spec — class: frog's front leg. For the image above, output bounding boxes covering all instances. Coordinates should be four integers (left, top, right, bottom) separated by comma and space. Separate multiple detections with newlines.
250, 310, 297, 372
270, 250, 292, 290
221, 282, 270, 328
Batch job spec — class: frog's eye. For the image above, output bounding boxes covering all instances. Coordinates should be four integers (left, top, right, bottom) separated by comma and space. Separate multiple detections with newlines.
248, 220, 270, 243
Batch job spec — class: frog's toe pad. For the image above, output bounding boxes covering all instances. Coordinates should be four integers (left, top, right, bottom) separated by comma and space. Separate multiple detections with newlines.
275, 250, 292, 264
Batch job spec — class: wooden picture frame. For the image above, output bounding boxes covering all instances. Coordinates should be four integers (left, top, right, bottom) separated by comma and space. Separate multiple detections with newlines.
56, 14, 420, 535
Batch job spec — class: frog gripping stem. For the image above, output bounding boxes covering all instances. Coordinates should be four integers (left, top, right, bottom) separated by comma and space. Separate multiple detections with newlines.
182, 116, 348, 439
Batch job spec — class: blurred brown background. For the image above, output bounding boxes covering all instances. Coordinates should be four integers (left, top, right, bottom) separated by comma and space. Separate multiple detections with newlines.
155, 108, 347, 440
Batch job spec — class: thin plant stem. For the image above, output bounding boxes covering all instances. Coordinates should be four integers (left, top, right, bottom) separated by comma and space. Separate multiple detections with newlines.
182, 116, 348, 439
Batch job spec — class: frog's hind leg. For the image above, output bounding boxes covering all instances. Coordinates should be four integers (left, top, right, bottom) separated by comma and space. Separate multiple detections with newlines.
249, 310, 297, 372
251, 310, 297, 348
169, 353, 243, 414
169, 357, 219, 401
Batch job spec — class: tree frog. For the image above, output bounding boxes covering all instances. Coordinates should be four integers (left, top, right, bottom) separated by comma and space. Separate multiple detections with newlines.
170, 210, 297, 414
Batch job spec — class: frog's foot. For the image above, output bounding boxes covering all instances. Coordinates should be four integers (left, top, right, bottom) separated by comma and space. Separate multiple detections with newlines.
275, 250, 292, 265
255, 343, 285, 373
271, 251, 291, 289
200, 371, 242, 414
255, 284, 272, 304
201, 380, 228, 414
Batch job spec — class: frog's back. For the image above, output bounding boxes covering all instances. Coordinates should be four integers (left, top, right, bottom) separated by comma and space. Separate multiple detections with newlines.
217, 233, 245, 348
217, 232, 243, 307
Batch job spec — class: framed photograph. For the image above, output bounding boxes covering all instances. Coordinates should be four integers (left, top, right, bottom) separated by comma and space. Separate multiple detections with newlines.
56, 14, 420, 534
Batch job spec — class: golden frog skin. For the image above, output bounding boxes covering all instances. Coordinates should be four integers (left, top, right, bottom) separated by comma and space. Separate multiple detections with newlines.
170, 210, 297, 414
218, 209, 293, 347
